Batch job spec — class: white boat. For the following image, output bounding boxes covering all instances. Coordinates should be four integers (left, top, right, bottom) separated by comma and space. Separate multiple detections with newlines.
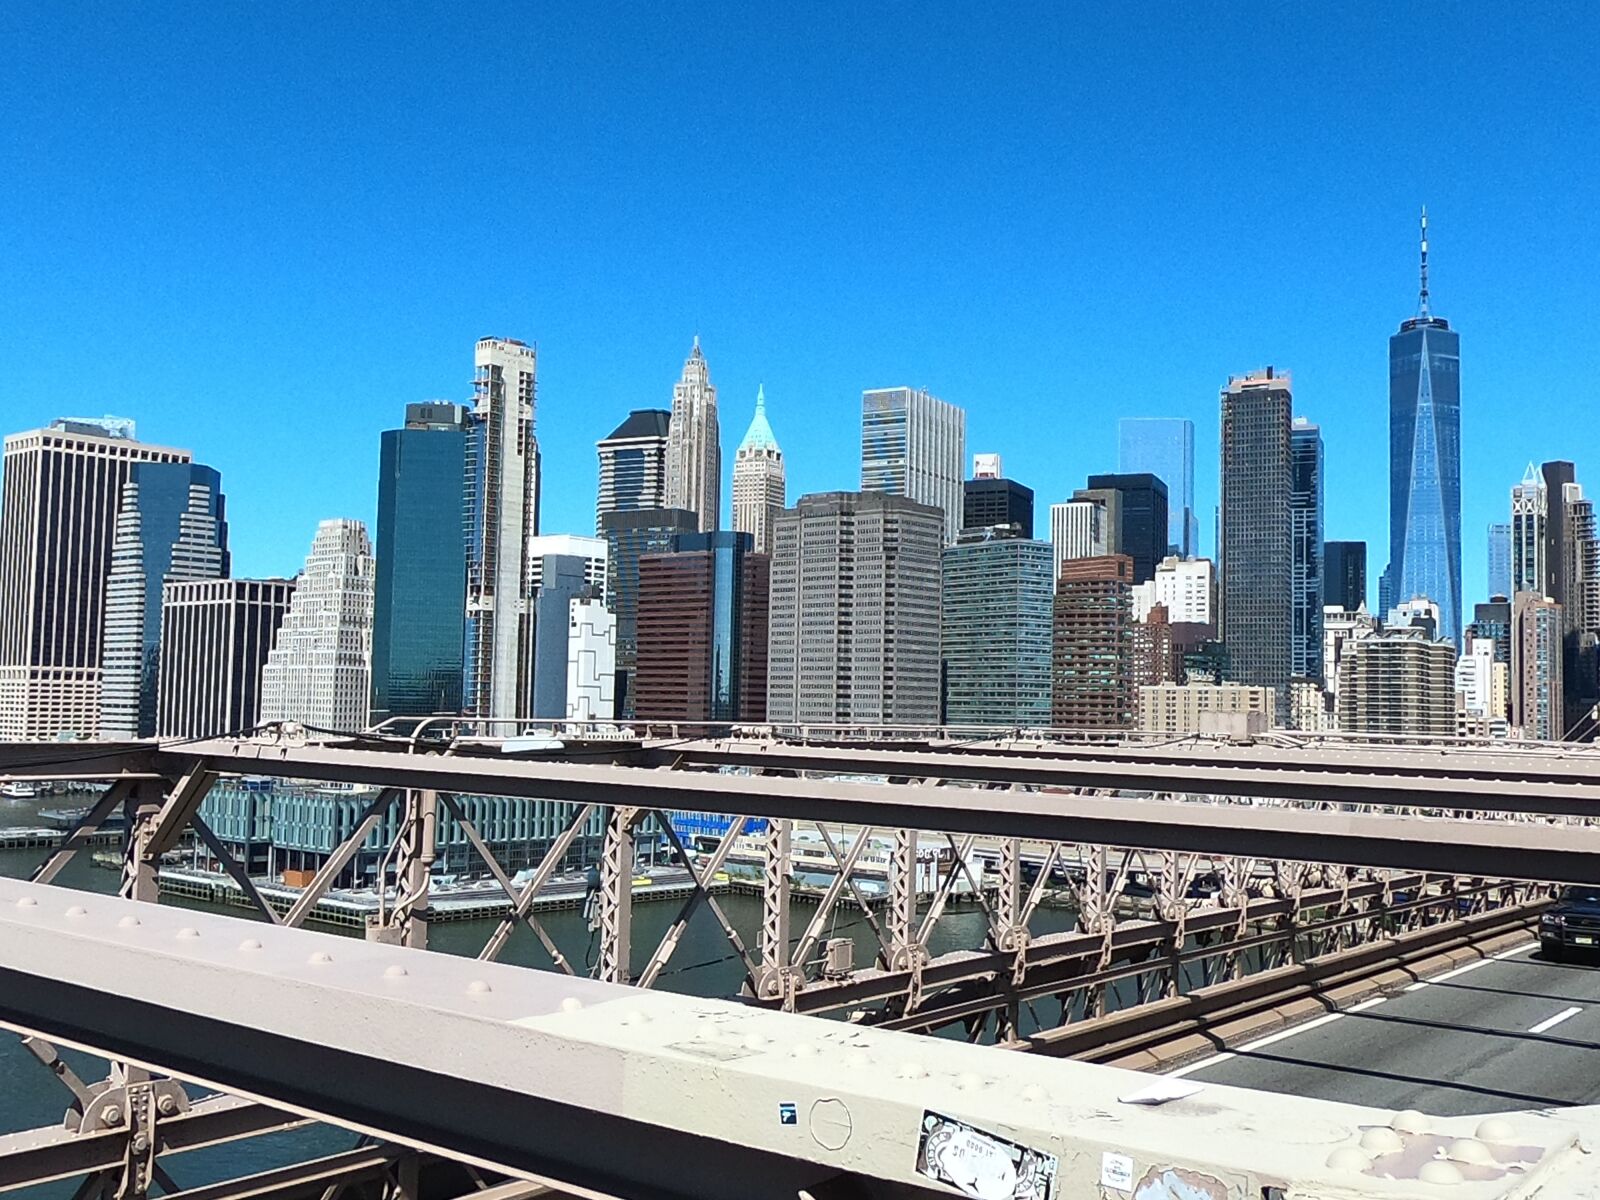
1, 782, 38, 800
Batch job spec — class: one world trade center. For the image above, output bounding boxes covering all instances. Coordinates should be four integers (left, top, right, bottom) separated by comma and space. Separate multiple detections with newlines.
1386, 208, 1462, 646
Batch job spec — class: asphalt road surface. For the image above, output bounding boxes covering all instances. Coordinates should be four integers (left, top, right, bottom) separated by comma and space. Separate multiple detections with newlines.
1167, 940, 1600, 1115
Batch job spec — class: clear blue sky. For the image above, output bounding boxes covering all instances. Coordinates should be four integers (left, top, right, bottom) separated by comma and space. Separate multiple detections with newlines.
2, 4, 1596, 609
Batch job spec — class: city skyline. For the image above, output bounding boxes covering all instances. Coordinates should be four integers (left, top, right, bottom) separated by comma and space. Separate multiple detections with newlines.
3, 8, 1592, 611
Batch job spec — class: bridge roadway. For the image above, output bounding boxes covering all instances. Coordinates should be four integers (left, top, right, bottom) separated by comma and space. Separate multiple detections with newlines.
1168, 940, 1600, 1116
6, 878, 1600, 1200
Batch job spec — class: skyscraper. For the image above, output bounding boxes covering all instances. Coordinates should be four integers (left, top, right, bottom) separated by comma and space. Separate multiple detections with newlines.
1512, 592, 1563, 740
732, 385, 785, 556
465, 337, 540, 723
100, 463, 229, 738
1052, 555, 1135, 729
158, 578, 295, 740
861, 387, 966, 544
1487, 523, 1512, 601
1219, 368, 1294, 723
371, 403, 467, 721
634, 532, 770, 722
1511, 464, 1546, 597
1387, 208, 1462, 647
1118, 418, 1197, 556
596, 410, 671, 529
940, 530, 1053, 726
259, 519, 375, 734
1323, 541, 1367, 613
566, 599, 616, 721
1049, 500, 1107, 582
0, 418, 189, 741
529, 552, 604, 721
1289, 418, 1325, 682
767, 492, 943, 724
600, 507, 699, 718
961, 477, 1033, 537
664, 337, 721, 533
1085, 473, 1169, 585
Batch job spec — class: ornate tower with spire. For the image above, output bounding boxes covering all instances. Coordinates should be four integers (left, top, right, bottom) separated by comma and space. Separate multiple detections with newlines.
733, 384, 786, 555
665, 336, 721, 533
1384, 206, 1462, 646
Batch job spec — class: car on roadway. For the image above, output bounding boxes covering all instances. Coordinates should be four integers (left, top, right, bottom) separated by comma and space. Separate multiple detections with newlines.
1539, 886, 1600, 960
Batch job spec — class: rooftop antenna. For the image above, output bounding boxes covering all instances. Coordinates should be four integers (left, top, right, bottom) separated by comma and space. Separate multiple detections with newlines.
1418, 205, 1431, 318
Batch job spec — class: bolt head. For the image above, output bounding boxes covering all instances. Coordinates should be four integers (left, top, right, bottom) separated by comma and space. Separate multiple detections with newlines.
99, 1105, 122, 1126
156, 1096, 177, 1115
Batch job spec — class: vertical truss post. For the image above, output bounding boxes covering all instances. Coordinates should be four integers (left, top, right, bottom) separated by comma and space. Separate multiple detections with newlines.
996, 838, 1026, 951
387, 788, 437, 950
119, 781, 164, 904
756, 818, 793, 1002
597, 807, 639, 984
888, 827, 920, 971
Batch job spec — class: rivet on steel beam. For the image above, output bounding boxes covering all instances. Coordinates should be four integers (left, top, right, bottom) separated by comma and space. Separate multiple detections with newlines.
308, 952, 333, 964
1360, 1127, 1402, 1154
65, 905, 88, 918
1390, 1109, 1429, 1135
1019, 1084, 1047, 1103
621, 1009, 650, 1024
790, 1044, 817, 1059
118, 916, 140, 928
1446, 1139, 1494, 1166
953, 1073, 986, 1091
177, 928, 200, 939
384, 965, 408, 978
238, 938, 263, 951
467, 980, 492, 994
1475, 1118, 1516, 1144
559, 997, 583, 1012
743, 1034, 768, 1051
895, 1062, 926, 1079
15, 897, 36, 908
1418, 1161, 1463, 1185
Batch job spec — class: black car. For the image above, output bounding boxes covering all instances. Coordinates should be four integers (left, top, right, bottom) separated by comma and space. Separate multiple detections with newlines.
1539, 886, 1600, 960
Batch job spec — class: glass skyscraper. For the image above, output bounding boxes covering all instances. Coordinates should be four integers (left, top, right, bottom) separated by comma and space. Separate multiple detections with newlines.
1289, 419, 1324, 681
1118, 417, 1196, 557
940, 532, 1053, 726
101, 462, 229, 738
1487, 523, 1512, 600
1388, 209, 1462, 647
371, 403, 468, 720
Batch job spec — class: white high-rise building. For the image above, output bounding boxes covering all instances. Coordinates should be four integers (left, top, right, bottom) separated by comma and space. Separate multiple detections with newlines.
465, 337, 540, 722
1456, 635, 1508, 719
0, 418, 190, 741
566, 597, 617, 721
259, 520, 375, 733
665, 337, 720, 533
972, 453, 1002, 480
861, 387, 966, 544
1131, 556, 1215, 624
527, 534, 608, 598
1049, 500, 1107, 583
732, 385, 785, 556
1323, 604, 1380, 718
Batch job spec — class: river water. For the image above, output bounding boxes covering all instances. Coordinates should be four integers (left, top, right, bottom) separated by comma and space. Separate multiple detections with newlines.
0, 802, 1086, 1197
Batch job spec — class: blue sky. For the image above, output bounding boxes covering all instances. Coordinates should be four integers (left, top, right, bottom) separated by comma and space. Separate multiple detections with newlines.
2, 4, 1596, 608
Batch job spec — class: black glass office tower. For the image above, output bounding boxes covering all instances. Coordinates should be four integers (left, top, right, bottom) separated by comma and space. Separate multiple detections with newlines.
371, 403, 468, 719
1388, 209, 1461, 646
1084, 473, 1169, 585
1323, 541, 1367, 612
1289, 420, 1324, 682
961, 477, 1034, 537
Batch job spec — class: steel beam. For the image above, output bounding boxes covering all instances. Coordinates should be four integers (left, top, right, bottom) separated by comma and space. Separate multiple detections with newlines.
158, 741, 1600, 883
1, 879, 1597, 1200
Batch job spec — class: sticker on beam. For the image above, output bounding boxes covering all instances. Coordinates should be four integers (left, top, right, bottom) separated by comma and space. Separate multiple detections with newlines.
915, 1110, 1057, 1199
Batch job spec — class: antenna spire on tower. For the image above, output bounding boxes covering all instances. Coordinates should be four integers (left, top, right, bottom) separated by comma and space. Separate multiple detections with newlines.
1418, 205, 1430, 318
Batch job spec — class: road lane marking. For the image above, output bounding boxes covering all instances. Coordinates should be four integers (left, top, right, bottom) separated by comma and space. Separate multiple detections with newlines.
1528, 1006, 1583, 1035
1165, 1051, 1234, 1079
1348, 996, 1387, 1013
1233, 1012, 1346, 1054
1493, 941, 1536, 961
1403, 981, 1429, 992
1431, 958, 1497, 983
